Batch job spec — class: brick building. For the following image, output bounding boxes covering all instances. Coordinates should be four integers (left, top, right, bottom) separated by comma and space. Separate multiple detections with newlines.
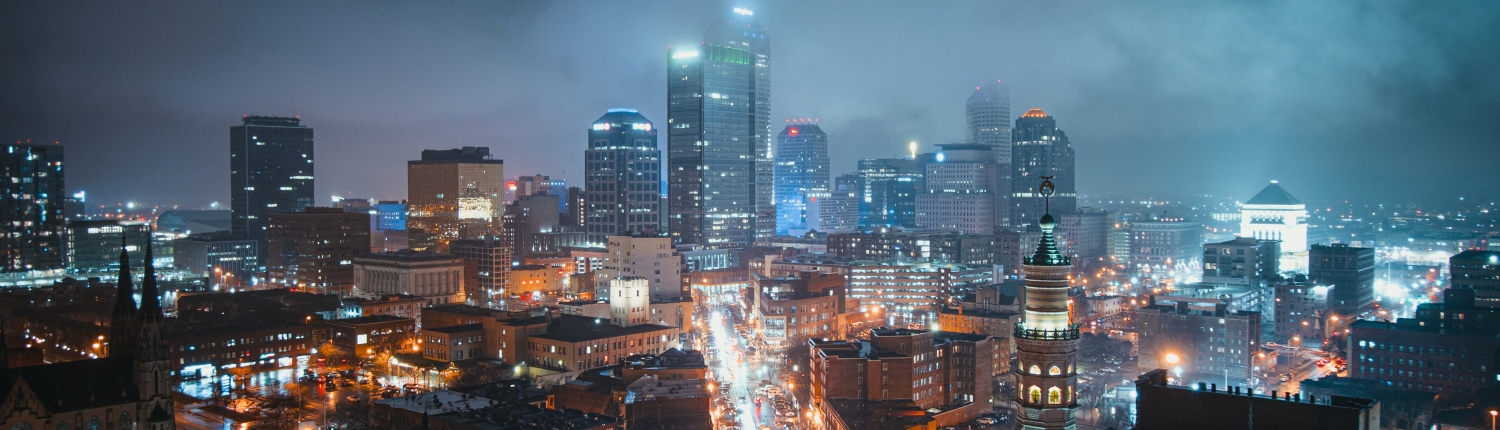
266, 207, 371, 296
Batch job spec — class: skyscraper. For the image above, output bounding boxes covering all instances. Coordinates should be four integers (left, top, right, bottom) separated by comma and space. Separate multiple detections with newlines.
1, 142, 66, 273
968, 81, 1012, 228
1012, 178, 1080, 429
406, 147, 504, 252
230, 116, 315, 263
667, 6, 770, 247
856, 157, 925, 229
585, 109, 662, 245
773, 121, 830, 235
1010, 108, 1076, 229
916, 144, 999, 235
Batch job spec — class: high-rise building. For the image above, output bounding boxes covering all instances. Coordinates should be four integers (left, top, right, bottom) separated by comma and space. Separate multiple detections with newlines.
1012, 179, 1080, 429
856, 158, 925, 229
916, 144, 999, 235
585, 109, 662, 245
1450, 250, 1500, 308
1310, 244, 1375, 316
407, 147, 504, 252
266, 207, 370, 296
667, 7, 771, 247
1239, 181, 1308, 254
773, 121, 830, 235
450, 237, 511, 308
230, 116, 315, 262
564, 186, 585, 228
968, 81, 1012, 228
1010, 108, 1076, 228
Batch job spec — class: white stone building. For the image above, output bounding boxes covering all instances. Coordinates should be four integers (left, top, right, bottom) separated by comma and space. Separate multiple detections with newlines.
352, 250, 467, 306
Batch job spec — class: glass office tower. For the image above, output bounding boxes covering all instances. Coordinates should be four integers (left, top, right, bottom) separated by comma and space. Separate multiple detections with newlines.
773, 122, 829, 235
1, 142, 66, 273
230, 116, 314, 263
667, 7, 770, 247
585, 109, 662, 245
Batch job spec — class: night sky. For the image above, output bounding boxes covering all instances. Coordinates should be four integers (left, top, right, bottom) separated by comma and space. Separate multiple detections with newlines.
4, 1, 1497, 209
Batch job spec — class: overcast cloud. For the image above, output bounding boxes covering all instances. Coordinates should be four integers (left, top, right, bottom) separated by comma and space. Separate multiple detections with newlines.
3, 0, 1496, 208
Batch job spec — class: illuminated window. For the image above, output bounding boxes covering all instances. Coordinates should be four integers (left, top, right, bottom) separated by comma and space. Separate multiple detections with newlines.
1049, 387, 1062, 404
1029, 365, 1040, 375
1049, 365, 1061, 376
1028, 386, 1041, 404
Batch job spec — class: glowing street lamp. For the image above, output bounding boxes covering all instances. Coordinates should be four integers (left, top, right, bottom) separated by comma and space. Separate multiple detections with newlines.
1164, 353, 1179, 365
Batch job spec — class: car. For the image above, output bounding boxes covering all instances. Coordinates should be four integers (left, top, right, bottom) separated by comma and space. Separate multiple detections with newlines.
976, 417, 997, 425
346, 395, 360, 403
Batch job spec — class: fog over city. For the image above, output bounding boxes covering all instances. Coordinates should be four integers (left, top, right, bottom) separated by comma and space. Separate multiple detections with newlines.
4, 0, 1497, 208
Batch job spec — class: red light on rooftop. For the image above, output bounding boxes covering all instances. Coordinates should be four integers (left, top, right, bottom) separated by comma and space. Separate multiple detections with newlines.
789, 127, 799, 136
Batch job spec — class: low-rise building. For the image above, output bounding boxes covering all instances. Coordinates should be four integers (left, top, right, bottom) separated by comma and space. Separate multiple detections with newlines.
596, 234, 683, 299
1203, 237, 1281, 287
324, 315, 416, 357
1346, 289, 1500, 404
623, 375, 713, 430
752, 272, 849, 349
1449, 250, 1500, 308
422, 304, 501, 329
1300, 376, 1437, 430
511, 264, 564, 298
1134, 369, 1379, 430
809, 328, 994, 428
351, 250, 467, 306
421, 323, 485, 362
1137, 301, 1264, 386
346, 294, 426, 321
172, 232, 259, 279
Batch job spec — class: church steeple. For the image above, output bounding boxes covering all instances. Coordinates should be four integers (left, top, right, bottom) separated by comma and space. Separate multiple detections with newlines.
109, 234, 139, 358
139, 232, 162, 320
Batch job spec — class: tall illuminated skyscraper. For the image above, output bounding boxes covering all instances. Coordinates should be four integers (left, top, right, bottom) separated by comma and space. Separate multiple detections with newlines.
585, 109, 661, 245
667, 6, 770, 247
1010, 108, 1076, 228
968, 81, 1012, 228
1, 142, 66, 273
230, 116, 314, 262
773, 121, 829, 235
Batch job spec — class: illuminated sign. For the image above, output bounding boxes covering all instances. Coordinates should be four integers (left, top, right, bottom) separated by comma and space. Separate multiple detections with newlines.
672, 50, 699, 59
632, 123, 651, 131
733, 7, 753, 15
356, 334, 368, 345
788, 127, 799, 136
592, 123, 609, 131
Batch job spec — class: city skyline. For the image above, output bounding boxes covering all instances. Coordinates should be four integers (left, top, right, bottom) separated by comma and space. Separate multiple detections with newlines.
4, 1, 1497, 209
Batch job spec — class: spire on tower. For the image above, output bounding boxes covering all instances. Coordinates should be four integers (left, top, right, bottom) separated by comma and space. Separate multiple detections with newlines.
114, 235, 136, 313
109, 233, 139, 358
139, 229, 162, 320
1025, 176, 1068, 266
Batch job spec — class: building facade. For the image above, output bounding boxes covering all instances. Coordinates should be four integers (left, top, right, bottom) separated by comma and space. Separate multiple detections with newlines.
1448, 250, 1500, 308
1310, 244, 1375, 316
967, 81, 1012, 228
1137, 301, 1263, 385
595, 235, 683, 299
172, 232, 259, 278
856, 157, 924, 229
2, 142, 66, 274
449, 237, 511, 308
826, 230, 995, 266
406, 147, 504, 252
1128, 213, 1203, 276
1239, 181, 1308, 254
585, 109, 662, 245
230, 116, 315, 261
916, 144, 999, 235
266, 207, 370, 296
1203, 237, 1280, 286
66, 220, 150, 273
666, 8, 771, 247
752, 272, 847, 349
774, 122, 830, 235
351, 250, 466, 306
1009, 109, 1076, 230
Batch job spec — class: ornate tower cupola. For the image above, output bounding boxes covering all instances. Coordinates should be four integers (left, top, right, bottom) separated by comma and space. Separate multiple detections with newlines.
1012, 176, 1081, 430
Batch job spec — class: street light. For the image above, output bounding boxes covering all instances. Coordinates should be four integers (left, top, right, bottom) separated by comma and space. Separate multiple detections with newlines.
1164, 353, 1179, 365
1490, 410, 1496, 430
